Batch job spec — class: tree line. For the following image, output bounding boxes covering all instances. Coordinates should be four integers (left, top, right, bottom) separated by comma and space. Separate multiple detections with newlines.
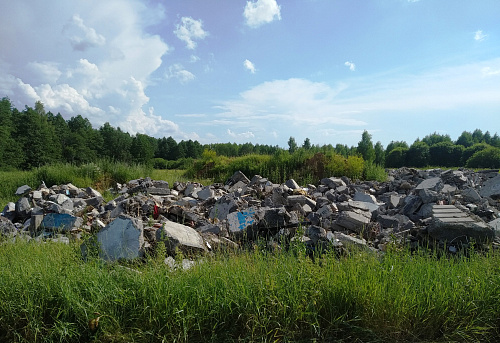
1, 97, 499, 170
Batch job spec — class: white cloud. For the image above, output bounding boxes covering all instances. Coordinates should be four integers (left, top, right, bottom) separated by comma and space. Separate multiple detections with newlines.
217, 78, 359, 127
244, 0, 281, 28
481, 67, 500, 76
174, 17, 208, 50
189, 55, 200, 63
118, 77, 195, 139
63, 14, 106, 51
209, 58, 500, 143
0, 0, 196, 141
166, 64, 195, 84
227, 129, 255, 139
474, 30, 487, 41
36, 83, 104, 115
344, 61, 356, 71
243, 59, 256, 73
27, 61, 62, 84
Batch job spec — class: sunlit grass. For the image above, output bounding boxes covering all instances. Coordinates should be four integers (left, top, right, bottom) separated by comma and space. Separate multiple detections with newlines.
1, 240, 499, 342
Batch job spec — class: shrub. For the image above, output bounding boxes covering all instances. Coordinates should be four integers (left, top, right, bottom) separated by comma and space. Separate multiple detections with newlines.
466, 146, 500, 169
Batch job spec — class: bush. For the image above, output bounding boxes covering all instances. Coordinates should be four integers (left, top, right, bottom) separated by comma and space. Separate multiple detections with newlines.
364, 163, 388, 182
466, 147, 500, 169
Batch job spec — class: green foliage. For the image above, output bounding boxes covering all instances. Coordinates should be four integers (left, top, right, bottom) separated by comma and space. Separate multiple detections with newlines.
456, 131, 474, 148
429, 141, 464, 167
364, 162, 388, 182
287, 136, 298, 153
385, 140, 409, 155
357, 130, 375, 163
466, 146, 500, 168
385, 146, 408, 168
422, 131, 452, 146
374, 141, 385, 166
462, 143, 491, 165
406, 141, 430, 167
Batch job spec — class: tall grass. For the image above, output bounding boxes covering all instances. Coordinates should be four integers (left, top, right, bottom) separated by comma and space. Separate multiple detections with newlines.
1, 240, 499, 342
187, 150, 387, 185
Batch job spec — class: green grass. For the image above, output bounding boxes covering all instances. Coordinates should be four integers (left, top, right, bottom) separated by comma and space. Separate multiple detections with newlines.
0, 162, 213, 207
1, 240, 500, 342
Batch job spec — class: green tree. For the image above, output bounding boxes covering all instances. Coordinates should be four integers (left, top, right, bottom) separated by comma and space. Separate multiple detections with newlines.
15, 103, 60, 169
130, 133, 155, 164
429, 141, 463, 167
65, 115, 100, 164
288, 136, 298, 153
302, 138, 311, 150
461, 143, 490, 165
491, 134, 500, 148
472, 129, 484, 144
99, 123, 133, 162
422, 132, 452, 146
374, 141, 385, 166
466, 146, 500, 169
385, 147, 408, 168
406, 140, 430, 167
456, 131, 474, 148
0, 97, 23, 168
357, 130, 375, 163
386, 141, 409, 155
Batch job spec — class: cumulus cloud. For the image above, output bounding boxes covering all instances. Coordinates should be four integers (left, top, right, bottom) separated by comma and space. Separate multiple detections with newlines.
244, 0, 281, 28
474, 30, 487, 41
0, 0, 197, 141
174, 17, 208, 49
166, 64, 195, 84
63, 14, 106, 51
243, 59, 256, 73
27, 61, 62, 84
344, 61, 356, 71
227, 129, 255, 139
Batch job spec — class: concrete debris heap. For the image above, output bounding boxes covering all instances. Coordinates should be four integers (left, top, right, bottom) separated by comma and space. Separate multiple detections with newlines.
2, 168, 500, 260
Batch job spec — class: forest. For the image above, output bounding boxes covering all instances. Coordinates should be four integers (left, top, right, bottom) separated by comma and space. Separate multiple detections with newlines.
1, 97, 499, 173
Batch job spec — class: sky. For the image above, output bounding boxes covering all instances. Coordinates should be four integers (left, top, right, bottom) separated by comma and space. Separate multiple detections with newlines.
1, 0, 499, 149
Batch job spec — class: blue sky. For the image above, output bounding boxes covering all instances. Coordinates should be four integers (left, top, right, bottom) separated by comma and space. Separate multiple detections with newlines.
1, 0, 499, 148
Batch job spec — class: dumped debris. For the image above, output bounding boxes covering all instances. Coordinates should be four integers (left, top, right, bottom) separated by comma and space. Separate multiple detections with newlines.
2, 169, 499, 260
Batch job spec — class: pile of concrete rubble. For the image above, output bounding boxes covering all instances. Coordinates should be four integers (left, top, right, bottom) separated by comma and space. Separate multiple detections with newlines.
1, 168, 500, 260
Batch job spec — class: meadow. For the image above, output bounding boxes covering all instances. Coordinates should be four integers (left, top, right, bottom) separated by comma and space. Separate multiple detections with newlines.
1, 239, 500, 342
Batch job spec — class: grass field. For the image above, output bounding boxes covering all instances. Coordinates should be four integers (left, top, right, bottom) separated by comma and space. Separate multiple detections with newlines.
1, 239, 500, 342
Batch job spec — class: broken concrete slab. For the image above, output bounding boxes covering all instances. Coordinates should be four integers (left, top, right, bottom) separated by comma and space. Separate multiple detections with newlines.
41, 213, 83, 233
15, 185, 32, 196
209, 195, 240, 220
428, 204, 494, 244
415, 177, 443, 192
479, 174, 500, 199
227, 208, 257, 234
156, 220, 206, 255
334, 211, 371, 233
92, 215, 144, 261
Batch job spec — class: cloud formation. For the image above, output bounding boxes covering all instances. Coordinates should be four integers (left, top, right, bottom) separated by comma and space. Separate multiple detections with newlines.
0, 0, 197, 140
244, 0, 281, 28
227, 129, 255, 140
166, 64, 196, 84
344, 61, 356, 71
474, 30, 487, 41
174, 17, 209, 49
63, 15, 106, 51
243, 59, 256, 73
